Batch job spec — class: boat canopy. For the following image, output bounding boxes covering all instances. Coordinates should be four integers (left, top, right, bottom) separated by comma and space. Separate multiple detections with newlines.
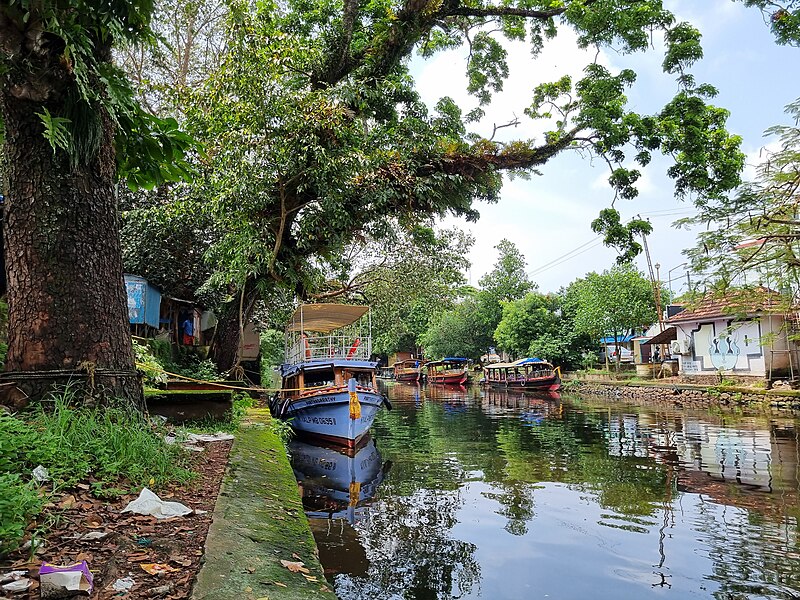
485, 358, 552, 369
513, 357, 547, 366
393, 359, 421, 367
426, 357, 469, 367
287, 304, 369, 333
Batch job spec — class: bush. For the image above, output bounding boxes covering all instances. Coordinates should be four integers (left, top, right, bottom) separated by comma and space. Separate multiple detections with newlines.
165, 347, 220, 381
133, 339, 168, 387
0, 474, 42, 555
0, 387, 196, 556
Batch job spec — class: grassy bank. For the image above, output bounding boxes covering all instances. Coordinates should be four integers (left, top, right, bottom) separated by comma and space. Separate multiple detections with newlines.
0, 387, 196, 557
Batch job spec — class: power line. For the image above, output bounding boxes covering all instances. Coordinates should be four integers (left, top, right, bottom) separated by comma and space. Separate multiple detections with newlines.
528, 236, 605, 277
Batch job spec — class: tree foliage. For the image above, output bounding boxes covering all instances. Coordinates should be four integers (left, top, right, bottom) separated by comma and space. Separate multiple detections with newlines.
419, 295, 494, 360
494, 292, 558, 358
681, 100, 800, 304
566, 265, 658, 361
738, 0, 800, 46
122, 0, 751, 335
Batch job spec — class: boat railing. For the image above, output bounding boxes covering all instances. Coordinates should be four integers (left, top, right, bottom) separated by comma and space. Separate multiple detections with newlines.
286, 332, 372, 364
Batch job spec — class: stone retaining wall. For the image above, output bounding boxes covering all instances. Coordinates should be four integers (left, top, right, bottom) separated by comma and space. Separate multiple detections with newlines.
569, 381, 800, 410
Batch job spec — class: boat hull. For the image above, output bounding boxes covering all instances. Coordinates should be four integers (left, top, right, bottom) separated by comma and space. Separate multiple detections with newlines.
427, 371, 468, 385
394, 372, 420, 383
280, 389, 385, 447
484, 376, 561, 391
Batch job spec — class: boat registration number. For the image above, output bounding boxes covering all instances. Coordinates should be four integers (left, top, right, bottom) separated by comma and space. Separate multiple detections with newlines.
300, 416, 336, 426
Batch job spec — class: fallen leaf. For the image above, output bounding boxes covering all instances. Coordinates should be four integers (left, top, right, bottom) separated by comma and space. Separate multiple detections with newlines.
58, 494, 77, 509
140, 563, 180, 576
280, 560, 309, 574
244, 586, 252, 593
85, 514, 104, 528
302, 574, 318, 582
170, 556, 193, 567
76, 483, 90, 491
291, 553, 301, 560
273, 582, 287, 588
127, 552, 151, 562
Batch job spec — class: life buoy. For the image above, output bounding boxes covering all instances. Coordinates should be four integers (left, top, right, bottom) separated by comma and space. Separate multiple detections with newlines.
347, 338, 361, 358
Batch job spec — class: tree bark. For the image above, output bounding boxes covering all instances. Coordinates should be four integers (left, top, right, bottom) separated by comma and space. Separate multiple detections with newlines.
209, 280, 260, 375
0, 86, 142, 408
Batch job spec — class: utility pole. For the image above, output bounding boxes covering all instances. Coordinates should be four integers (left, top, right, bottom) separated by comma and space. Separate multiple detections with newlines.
640, 225, 664, 333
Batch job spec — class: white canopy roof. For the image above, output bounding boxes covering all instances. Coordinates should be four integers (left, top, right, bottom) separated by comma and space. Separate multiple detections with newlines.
287, 304, 369, 333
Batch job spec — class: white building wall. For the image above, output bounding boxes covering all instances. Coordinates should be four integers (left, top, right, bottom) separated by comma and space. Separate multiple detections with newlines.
673, 318, 766, 377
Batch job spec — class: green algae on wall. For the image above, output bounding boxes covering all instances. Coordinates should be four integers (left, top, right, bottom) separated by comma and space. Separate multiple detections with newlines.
193, 409, 337, 600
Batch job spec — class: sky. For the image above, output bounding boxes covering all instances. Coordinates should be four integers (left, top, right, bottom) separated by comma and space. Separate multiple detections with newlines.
410, 0, 800, 297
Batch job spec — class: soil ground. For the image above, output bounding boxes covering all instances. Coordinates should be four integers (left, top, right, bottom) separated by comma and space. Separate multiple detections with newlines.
1, 440, 232, 599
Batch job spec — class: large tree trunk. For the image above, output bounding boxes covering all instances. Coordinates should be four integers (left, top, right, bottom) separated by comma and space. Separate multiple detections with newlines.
0, 87, 142, 408
209, 280, 260, 375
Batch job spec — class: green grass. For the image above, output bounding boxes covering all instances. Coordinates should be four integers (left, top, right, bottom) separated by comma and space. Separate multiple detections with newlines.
0, 386, 196, 557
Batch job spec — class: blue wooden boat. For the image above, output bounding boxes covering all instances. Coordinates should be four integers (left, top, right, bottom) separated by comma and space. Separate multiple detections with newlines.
270, 304, 391, 447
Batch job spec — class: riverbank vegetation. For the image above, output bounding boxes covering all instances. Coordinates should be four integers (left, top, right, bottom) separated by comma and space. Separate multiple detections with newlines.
0, 389, 194, 557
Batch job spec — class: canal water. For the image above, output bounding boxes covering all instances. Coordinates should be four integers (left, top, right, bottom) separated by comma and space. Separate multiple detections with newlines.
288, 383, 800, 599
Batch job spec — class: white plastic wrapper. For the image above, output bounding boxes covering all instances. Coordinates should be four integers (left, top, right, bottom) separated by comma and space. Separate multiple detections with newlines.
121, 488, 194, 519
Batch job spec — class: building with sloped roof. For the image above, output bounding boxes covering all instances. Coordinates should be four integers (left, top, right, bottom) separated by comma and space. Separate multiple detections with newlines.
662, 287, 799, 383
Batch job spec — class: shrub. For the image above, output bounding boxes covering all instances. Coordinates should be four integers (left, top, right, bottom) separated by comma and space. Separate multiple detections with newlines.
0, 474, 42, 555
133, 339, 168, 387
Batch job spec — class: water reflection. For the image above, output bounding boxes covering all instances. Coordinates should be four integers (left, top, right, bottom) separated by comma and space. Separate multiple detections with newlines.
289, 436, 388, 522
290, 384, 800, 599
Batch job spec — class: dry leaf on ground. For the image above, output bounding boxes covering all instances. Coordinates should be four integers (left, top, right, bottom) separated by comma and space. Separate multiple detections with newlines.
279, 560, 310, 574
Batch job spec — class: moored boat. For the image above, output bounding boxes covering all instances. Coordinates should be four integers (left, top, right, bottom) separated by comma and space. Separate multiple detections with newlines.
392, 359, 422, 383
482, 357, 561, 391
424, 357, 470, 385
269, 304, 391, 447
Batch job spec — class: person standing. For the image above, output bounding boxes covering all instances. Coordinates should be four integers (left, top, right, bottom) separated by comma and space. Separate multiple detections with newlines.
181, 315, 194, 345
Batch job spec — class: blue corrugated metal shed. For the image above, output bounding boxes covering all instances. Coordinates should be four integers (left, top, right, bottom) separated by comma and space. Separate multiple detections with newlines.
124, 274, 161, 329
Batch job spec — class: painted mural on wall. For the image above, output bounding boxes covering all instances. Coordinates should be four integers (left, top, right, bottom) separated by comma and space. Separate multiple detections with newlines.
709, 333, 741, 371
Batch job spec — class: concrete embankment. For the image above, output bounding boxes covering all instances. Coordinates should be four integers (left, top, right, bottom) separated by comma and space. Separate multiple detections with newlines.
193, 408, 337, 600
564, 377, 800, 410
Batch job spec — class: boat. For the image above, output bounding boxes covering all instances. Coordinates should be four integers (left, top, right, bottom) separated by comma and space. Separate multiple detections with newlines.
424, 357, 470, 385
482, 357, 561, 391
392, 359, 422, 383
269, 304, 391, 447
376, 366, 394, 380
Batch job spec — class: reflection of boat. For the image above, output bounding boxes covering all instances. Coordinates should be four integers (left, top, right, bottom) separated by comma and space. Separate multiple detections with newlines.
483, 358, 561, 391
393, 359, 423, 382
424, 383, 468, 401
270, 304, 390, 447
290, 436, 389, 523
424, 357, 470, 385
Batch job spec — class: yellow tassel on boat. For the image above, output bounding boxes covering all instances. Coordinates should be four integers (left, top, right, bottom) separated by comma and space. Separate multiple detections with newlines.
349, 390, 361, 420
349, 481, 361, 506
